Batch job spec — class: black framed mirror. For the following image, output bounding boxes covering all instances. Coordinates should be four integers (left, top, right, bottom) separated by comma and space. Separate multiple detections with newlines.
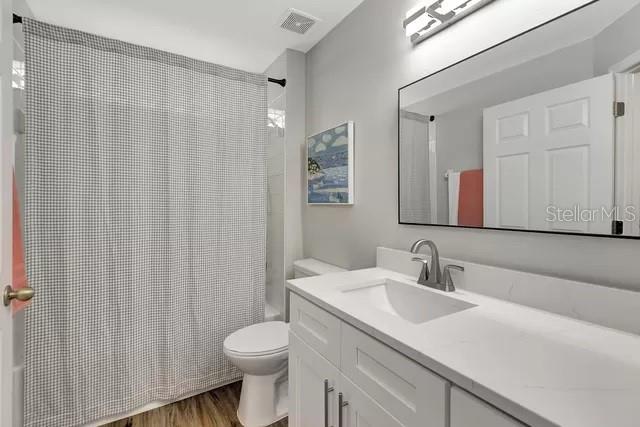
398, 0, 640, 238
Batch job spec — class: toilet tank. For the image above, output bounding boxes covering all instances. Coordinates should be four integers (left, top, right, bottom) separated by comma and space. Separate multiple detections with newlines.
293, 258, 346, 278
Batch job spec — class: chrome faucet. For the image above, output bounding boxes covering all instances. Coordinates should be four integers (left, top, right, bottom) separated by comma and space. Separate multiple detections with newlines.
410, 239, 442, 287
410, 239, 464, 292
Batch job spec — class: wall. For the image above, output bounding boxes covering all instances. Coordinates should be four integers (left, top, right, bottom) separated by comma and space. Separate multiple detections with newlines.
594, 2, 640, 73
304, 0, 640, 291
264, 49, 305, 315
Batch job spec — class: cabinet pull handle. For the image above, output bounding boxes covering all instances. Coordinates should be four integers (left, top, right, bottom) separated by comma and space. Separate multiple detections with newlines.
338, 392, 349, 427
324, 379, 335, 427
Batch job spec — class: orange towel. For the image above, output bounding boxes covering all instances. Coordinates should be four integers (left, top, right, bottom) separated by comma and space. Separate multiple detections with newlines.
458, 169, 484, 227
12, 172, 30, 313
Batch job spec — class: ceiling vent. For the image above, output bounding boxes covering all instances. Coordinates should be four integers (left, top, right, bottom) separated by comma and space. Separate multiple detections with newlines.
279, 9, 318, 35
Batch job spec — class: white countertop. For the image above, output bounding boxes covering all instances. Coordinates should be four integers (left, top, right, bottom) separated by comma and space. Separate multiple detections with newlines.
286, 267, 640, 427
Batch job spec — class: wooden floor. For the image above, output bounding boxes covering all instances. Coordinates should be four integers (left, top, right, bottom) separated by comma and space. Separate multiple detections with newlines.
104, 382, 288, 427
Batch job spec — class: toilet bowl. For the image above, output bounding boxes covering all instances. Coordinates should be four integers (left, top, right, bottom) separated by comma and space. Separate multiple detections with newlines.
224, 259, 346, 426
224, 321, 289, 427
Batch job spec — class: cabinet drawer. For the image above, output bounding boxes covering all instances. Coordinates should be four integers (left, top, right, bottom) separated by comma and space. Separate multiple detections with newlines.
341, 323, 448, 427
290, 293, 341, 367
451, 387, 525, 427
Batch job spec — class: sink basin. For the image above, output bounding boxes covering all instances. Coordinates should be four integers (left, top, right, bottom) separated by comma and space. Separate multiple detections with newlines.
342, 279, 476, 324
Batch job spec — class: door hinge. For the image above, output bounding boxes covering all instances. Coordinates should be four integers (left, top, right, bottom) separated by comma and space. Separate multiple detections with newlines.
614, 102, 626, 118
612, 220, 624, 235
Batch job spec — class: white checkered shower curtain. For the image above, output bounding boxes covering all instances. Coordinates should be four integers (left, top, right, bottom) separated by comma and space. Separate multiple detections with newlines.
23, 19, 266, 427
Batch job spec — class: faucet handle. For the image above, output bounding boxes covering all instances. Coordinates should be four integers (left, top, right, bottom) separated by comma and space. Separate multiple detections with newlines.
411, 257, 430, 284
442, 265, 464, 292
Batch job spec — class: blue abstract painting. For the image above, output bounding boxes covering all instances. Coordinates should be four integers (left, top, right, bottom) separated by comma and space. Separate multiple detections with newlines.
307, 122, 354, 205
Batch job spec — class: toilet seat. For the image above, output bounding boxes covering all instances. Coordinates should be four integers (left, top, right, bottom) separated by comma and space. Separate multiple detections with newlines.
224, 321, 288, 357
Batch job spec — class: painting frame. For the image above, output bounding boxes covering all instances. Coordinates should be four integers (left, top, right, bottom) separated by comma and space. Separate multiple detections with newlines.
306, 121, 355, 206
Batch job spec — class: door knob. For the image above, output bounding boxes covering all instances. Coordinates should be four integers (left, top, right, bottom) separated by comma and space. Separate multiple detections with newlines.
3, 285, 34, 306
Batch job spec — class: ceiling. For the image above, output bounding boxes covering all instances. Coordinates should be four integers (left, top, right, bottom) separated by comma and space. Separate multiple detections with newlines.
23, 0, 365, 73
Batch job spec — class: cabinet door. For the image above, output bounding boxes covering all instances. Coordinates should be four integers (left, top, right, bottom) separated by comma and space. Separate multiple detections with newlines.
451, 387, 526, 427
341, 323, 448, 427
289, 331, 340, 427
338, 374, 404, 427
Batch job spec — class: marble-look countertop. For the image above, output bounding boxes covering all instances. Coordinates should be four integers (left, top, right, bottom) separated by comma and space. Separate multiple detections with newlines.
286, 268, 640, 427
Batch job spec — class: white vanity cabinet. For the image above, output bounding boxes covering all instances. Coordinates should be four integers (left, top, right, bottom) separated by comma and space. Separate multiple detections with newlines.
289, 332, 404, 427
289, 292, 529, 427
341, 323, 449, 427
450, 387, 526, 427
289, 332, 340, 427
338, 374, 406, 427
289, 293, 447, 427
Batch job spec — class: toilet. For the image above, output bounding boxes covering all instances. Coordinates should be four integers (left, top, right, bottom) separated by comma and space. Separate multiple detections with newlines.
223, 258, 346, 427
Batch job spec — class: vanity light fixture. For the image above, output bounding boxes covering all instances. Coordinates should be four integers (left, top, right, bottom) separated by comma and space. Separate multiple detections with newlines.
404, 0, 495, 45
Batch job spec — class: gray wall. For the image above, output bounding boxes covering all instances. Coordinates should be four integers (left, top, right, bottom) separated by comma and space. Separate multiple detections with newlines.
595, 2, 640, 73
304, 0, 640, 291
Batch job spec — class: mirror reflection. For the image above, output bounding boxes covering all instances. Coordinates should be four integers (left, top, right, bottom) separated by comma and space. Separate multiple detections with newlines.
399, 0, 640, 236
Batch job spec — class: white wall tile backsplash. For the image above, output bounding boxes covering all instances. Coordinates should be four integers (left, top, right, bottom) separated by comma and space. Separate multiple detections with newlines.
265, 53, 287, 315
266, 149, 284, 176
378, 247, 640, 336
264, 49, 306, 317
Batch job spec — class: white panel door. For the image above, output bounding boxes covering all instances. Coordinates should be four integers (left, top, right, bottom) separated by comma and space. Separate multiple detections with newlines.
289, 331, 340, 427
484, 73, 615, 234
1, 0, 15, 426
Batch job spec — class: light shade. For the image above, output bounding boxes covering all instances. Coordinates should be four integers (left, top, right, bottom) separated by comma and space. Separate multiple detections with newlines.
432, 0, 484, 15
404, 0, 495, 45
405, 11, 441, 38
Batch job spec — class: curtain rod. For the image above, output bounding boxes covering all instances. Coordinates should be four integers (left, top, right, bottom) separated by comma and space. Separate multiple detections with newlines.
268, 78, 287, 87
12, 13, 287, 88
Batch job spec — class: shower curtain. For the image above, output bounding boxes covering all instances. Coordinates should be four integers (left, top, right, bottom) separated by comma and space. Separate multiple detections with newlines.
23, 19, 266, 427
399, 110, 431, 224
